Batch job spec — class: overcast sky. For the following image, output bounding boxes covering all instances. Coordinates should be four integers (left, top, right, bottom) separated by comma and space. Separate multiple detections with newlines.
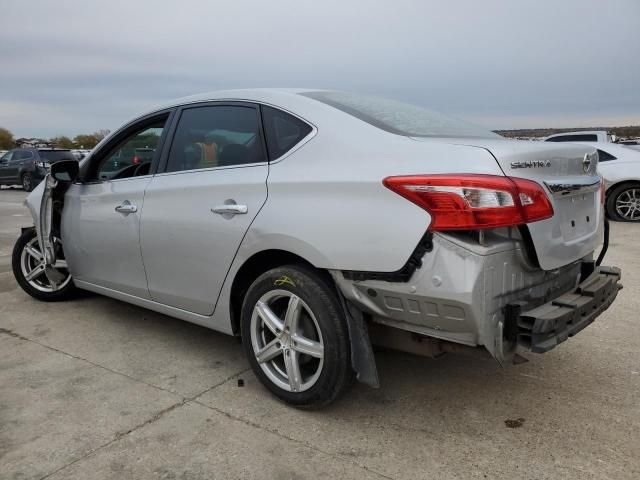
1, 0, 639, 138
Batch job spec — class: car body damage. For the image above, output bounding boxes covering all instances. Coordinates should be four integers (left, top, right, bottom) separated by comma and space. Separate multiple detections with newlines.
332, 228, 620, 366
14, 89, 623, 407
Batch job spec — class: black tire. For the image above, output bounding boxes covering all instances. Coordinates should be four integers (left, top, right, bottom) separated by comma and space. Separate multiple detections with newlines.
240, 264, 354, 408
12, 228, 78, 301
606, 183, 640, 222
21, 172, 33, 192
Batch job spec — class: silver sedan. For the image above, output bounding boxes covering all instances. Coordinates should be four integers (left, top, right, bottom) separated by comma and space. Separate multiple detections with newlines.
13, 89, 621, 407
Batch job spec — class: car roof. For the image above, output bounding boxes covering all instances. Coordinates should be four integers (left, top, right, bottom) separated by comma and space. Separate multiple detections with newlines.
157, 88, 318, 109
137, 88, 328, 120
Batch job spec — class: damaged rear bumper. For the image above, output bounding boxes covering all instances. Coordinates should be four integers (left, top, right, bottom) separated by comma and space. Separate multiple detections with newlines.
332, 231, 622, 366
507, 266, 622, 353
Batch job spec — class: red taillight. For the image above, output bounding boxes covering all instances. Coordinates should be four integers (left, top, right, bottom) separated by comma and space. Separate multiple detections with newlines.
132, 155, 140, 164
599, 177, 606, 205
383, 174, 554, 230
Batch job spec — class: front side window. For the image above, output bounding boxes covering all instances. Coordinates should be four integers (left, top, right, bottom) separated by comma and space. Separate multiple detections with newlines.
96, 120, 166, 180
1, 151, 13, 162
261, 106, 312, 160
301, 91, 500, 139
166, 105, 266, 173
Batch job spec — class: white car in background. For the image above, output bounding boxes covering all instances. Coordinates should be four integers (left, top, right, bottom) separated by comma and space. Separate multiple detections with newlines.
572, 142, 640, 222
619, 140, 640, 152
545, 130, 615, 144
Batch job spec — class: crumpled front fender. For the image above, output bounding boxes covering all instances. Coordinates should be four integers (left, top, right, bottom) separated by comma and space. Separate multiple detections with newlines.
24, 180, 46, 235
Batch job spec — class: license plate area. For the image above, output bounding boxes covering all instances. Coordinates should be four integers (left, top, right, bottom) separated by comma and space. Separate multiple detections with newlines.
556, 191, 598, 242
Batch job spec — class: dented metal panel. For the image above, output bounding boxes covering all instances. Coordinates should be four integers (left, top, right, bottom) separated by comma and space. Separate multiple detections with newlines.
333, 231, 583, 364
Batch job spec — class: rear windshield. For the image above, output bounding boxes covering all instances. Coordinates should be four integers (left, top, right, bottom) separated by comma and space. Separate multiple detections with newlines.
38, 150, 76, 162
301, 91, 500, 139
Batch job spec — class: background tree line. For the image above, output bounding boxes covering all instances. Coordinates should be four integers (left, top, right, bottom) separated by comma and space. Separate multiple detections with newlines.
0, 127, 110, 150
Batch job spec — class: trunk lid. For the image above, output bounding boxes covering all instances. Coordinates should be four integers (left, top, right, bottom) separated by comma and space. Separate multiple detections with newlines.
413, 138, 602, 270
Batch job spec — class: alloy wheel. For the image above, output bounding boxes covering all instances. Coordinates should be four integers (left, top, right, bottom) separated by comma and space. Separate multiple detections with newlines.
250, 289, 324, 392
20, 236, 71, 292
615, 188, 640, 221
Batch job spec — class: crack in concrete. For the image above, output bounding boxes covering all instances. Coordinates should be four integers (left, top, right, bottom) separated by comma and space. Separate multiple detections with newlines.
2, 328, 388, 480
37, 399, 188, 480
37, 367, 253, 480
0, 326, 184, 398
193, 398, 395, 480
0, 327, 255, 479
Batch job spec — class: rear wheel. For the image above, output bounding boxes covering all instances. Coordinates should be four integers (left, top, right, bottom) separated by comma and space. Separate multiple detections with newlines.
12, 229, 78, 301
606, 183, 640, 222
240, 264, 353, 408
21, 173, 33, 192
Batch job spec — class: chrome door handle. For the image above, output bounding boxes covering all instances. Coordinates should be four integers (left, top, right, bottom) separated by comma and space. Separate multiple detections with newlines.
115, 201, 137, 214
211, 204, 248, 215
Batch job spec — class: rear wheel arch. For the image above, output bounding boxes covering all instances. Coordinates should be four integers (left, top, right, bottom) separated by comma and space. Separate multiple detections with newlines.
229, 249, 323, 335
606, 179, 640, 196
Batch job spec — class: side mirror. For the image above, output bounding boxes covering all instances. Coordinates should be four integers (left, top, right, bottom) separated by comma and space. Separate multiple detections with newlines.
50, 159, 79, 183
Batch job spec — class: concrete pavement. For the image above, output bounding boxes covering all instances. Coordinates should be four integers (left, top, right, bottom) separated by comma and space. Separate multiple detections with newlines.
1, 187, 638, 479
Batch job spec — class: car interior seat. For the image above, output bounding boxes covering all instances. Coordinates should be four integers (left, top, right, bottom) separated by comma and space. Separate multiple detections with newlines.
218, 144, 251, 166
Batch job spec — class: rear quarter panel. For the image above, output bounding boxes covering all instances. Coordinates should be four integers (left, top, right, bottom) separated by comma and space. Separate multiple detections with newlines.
242, 125, 504, 272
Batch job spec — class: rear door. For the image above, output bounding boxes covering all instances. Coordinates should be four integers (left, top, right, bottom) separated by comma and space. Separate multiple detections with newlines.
60, 112, 172, 298
140, 103, 269, 315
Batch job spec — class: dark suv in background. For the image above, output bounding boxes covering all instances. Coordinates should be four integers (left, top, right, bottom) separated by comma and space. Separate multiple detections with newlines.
0, 148, 77, 191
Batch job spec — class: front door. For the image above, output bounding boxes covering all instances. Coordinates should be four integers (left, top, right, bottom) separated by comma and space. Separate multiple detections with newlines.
61, 114, 171, 298
140, 103, 269, 315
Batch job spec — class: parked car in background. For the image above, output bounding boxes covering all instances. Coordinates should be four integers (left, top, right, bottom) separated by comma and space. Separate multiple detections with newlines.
0, 148, 77, 191
71, 149, 92, 160
545, 130, 615, 143
12, 89, 621, 407
567, 142, 640, 222
618, 140, 640, 152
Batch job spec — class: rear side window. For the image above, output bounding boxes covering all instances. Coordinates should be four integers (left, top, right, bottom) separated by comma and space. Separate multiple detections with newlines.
546, 134, 598, 142
261, 106, 312, 160
597, 149, 617, 162
166, 105, 266, 172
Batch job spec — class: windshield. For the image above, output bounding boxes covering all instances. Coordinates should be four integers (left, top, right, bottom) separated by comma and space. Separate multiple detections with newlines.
301, 91, 500, 139
38, 150, 77, 162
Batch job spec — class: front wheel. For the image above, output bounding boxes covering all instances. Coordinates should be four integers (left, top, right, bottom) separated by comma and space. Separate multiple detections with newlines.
240, 265, 354, 408
12, 228, 78, 301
